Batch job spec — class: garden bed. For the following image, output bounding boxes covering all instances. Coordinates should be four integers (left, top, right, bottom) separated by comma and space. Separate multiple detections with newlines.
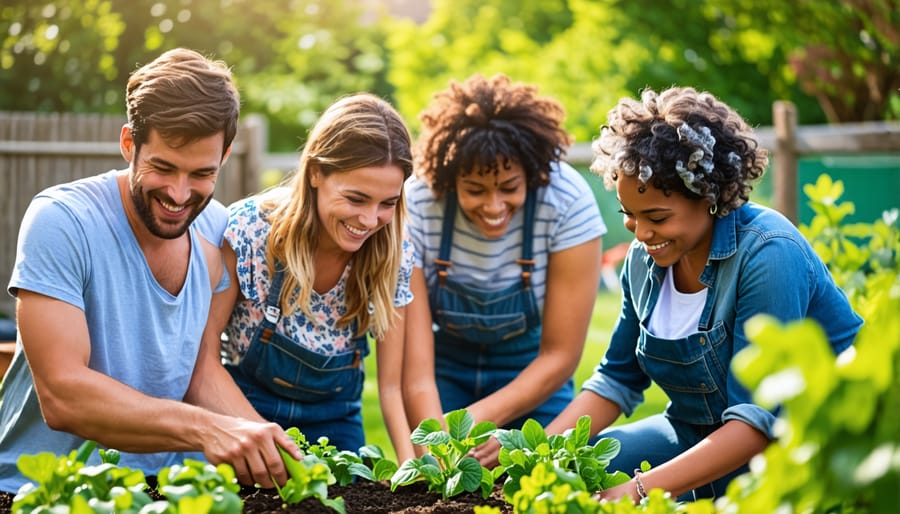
0, 480, 512, 514
240, 480, 510, 514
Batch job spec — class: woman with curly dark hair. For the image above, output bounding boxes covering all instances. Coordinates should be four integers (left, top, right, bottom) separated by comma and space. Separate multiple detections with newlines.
404, 74, 607, 464
546, 87, 862, 502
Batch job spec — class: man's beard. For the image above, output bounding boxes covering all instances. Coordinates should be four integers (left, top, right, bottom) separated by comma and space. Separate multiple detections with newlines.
131, 186, 212, 240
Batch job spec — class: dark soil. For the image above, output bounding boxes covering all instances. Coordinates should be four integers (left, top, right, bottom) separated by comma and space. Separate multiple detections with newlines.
0, 480, 513, 514
241, 480, 512, 514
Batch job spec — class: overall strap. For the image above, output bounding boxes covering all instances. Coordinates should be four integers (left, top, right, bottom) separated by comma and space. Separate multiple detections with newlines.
517, 188, 538, 287
435, 189, 538, 287
435, 193, 458, 286
264, 264, 286, 324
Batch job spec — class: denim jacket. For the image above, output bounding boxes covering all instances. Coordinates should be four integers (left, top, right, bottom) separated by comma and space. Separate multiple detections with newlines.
582, 202, 863, 439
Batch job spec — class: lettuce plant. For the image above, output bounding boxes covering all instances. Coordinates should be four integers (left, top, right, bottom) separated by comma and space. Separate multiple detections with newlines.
284, 427, 396, 485
390, 409, 497, 499
13, 440, 152, 514
152, 458, 242, 514
509, 461, 705, 514
494, 415, 630, 503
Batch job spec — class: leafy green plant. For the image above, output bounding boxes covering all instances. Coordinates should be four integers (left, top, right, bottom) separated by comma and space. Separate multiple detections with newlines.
285, 427, 397, 485
721, 176, 900, 513
390, 409, 497, 499
151, 459, 243, 514
276, 439, 345, 513
12, 440, 152, 514
506, 461, 711, 514
358, 444, 400, 482
799, 174, 900, 303
494, 415, 631, 503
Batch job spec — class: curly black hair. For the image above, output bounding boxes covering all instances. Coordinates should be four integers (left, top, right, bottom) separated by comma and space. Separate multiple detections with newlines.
415, 74, 572, 198
590, 87, 768, 217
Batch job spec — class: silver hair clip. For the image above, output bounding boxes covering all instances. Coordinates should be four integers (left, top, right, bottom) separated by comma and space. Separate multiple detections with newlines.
675, 124, 716, 194
675, 160, 703, 194
726, 151, 741, 171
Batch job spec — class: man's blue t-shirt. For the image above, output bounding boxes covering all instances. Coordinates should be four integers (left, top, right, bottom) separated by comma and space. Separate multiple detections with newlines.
0, 170, 227, 493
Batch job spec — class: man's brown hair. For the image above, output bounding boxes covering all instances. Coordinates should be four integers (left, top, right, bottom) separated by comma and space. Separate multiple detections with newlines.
126, 48, 239, 157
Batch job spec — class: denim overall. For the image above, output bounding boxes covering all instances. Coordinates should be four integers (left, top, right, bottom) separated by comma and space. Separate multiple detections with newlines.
590, 254, 752, 500
600, 325, 748, 501
226, 266, 370, 452
431, 190, 573, 428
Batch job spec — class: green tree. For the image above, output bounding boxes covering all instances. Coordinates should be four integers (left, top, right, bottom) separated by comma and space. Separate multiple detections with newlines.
386, 0, 636, 143
388, 0, 898, 142
0, 0, 125, 112
714, 0, 899, 122
1, 0, 395, 151
602, 0, 821, 126
237, 0, 395, 151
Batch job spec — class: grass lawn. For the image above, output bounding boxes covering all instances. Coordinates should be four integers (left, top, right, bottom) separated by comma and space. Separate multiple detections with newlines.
361, 290, 669, 461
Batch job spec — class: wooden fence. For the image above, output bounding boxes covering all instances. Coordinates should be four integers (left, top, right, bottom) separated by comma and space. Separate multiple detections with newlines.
762, 102, 900, 223
0, 112, 265, 317
1, 106, 898, 317
261, 104, 900, 224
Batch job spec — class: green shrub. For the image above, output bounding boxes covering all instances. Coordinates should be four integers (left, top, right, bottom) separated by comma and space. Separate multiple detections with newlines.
721, 175, 900, 513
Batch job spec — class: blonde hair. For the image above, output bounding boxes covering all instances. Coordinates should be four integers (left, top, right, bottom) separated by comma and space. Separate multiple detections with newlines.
263, 93, 413, 338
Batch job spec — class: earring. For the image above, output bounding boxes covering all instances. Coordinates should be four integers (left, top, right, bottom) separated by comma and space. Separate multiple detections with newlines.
709, 204, 718, 215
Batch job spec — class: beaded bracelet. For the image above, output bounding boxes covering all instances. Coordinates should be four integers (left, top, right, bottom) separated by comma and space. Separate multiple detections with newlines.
633, 469, 648, 500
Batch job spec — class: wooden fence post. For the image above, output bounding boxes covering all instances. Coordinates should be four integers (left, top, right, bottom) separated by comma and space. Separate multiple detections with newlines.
240, 114, 265, 200
773, 101, 799, 223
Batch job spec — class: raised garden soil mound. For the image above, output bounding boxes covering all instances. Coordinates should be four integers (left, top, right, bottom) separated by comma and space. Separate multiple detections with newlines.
0, 480, 513, 514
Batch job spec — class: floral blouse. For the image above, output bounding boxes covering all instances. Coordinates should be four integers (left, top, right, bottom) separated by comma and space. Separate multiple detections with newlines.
221, 188, 415, 364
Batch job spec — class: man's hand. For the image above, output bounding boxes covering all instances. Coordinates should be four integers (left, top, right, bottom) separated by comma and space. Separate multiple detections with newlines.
202, 417, 303, 488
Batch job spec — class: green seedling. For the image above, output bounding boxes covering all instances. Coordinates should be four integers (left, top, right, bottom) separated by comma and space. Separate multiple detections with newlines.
285, 427, 392, 485
276, 445, 346, 514
154, 458, 242, 514
390, 408, 497, 499
494, 415, 630, 503
13, 440, 152, 514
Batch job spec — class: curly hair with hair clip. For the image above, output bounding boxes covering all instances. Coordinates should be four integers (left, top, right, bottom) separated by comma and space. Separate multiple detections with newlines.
415, 74, 573, 198
590, 87, 768, 217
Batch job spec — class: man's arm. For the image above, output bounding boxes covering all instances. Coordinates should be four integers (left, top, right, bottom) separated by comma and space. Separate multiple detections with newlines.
18, 273, 297, 488
184, 243, 266, 420
184, 242, 303, 485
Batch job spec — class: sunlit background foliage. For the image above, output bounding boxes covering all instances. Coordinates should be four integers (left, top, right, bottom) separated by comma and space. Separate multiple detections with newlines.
1, 0, 898, 150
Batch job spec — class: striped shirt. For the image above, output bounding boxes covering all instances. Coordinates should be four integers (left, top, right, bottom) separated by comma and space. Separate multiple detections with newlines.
406, 161, 606, 312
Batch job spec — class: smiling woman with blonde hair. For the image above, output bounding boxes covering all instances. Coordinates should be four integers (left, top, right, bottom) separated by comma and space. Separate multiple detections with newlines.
204, 93, 440, 462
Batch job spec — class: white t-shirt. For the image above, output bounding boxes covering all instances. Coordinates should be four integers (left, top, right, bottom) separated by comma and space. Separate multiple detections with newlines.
648, 266, 708, 339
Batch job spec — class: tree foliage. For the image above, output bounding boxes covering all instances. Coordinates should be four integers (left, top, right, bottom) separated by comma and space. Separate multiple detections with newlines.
713, 0, 900, 123
1, 0, 896, 151
386, 0, 638, 143
0, 0, 125, 112
0, 0, 393, 151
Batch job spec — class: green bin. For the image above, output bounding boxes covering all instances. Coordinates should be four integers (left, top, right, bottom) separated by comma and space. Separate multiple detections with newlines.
797, 154, 900, 225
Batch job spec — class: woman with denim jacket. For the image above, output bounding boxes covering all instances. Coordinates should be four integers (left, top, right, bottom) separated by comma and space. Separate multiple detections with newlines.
404, 74, 606, 465
545, 87, 863, 502
201, 93, 442, 462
